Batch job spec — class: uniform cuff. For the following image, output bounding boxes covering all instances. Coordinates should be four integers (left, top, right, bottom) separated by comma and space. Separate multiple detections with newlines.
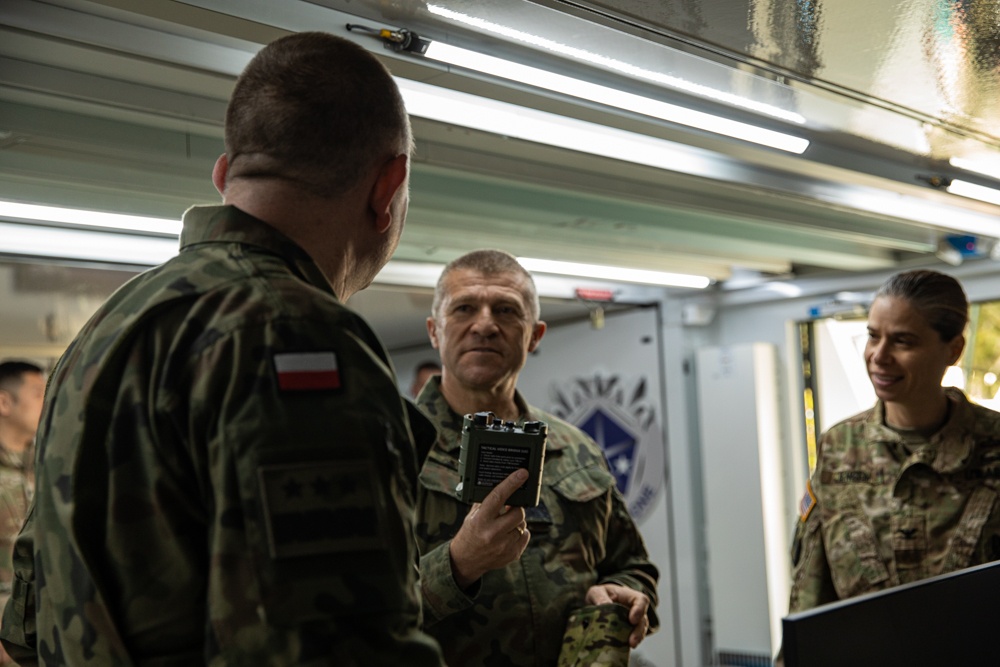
419, 541, 477, 625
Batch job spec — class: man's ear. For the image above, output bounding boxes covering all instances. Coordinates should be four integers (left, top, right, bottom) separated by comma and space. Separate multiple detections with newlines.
426, 316, 440, 350
212, 154, 229, 196
0, 390, 11, 417
528, 320, 547, 353
370, 154, 409, 234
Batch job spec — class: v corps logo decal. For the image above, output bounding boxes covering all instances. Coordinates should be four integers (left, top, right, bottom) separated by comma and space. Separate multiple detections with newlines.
548, 374, 664, 523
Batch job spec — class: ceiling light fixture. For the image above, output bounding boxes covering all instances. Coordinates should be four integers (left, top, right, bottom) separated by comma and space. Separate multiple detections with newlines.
0, 222, 179, 265
400, 78, 719, 173
0, 200, 182, 235
949, 156, 1000, 180
946, 179, 1000, 207
517, 256, 710, 289
0, 200, 708, 291
425, 5, 805, 126
419, 41, 807, 154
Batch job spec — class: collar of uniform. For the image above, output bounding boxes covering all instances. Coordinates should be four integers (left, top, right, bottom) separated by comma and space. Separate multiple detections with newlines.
0, 442, 31, 471
928, 387, 977, 472
863, 388, 976, 473
179, 205, 333, 298
416, 376, 464, 453
404, 396, 438, 466
416, 376, 568, 453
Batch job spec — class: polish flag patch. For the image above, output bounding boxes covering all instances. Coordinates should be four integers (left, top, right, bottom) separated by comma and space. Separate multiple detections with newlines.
273, 352, 341, 391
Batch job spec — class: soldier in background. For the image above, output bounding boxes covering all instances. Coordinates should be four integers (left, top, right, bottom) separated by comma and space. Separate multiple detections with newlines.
414, 249, 658, 666
0, 361, 43, 665
788, 269, 1000, 613
409, 360, 441, 398
0, 33, 445, 666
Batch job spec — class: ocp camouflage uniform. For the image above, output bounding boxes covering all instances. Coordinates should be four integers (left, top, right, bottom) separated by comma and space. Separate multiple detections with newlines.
789, 387, 1000, 612
0, 205, 445, 666
0, 443, 32, 622
415, 377, 659, 666
556, 603, 632, 667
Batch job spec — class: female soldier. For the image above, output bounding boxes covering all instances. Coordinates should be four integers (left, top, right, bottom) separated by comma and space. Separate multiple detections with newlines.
788, 269, 1000, 611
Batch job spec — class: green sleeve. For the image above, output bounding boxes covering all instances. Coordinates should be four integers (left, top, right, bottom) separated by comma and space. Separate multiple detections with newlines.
787, 502, 837, 613
418, 541, 477, 625
596, 486, 661, 630
0, 504, 38, 666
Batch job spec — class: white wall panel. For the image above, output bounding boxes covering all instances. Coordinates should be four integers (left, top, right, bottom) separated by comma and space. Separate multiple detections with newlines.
695, 343, 788, 660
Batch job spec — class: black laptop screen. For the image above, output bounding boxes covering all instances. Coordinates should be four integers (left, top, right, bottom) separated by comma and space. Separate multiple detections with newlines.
781, 560, 1000, 667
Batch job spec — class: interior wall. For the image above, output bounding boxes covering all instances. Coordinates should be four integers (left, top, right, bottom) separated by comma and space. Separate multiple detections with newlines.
695, 342, 784, 659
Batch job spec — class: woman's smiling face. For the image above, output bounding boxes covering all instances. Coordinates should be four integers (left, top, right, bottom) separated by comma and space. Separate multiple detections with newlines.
864, 295, 964, 414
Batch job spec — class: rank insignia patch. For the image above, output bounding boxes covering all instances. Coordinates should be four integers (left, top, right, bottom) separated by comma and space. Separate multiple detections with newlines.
258, 460, 386, 558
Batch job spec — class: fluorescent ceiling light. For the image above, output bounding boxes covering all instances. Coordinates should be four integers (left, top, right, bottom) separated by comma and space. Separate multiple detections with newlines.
517, 256, 710, 289
374, 260, 448, 288
947, 179, 1000, 207
836, 188, 1000, 239
949, 157, 1000, 180
426, 5, 806, 127
0, 200, 181, 235
400, 78, 723, 173
422, 42, 807, 154
0, 222, 179, 265
0, 201, 707, 290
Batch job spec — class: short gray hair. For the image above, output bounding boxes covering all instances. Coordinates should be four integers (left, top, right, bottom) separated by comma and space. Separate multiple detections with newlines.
431, 249, 540, 321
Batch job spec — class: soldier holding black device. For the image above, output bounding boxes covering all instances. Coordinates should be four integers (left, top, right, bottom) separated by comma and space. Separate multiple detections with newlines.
414, 248, 659, 666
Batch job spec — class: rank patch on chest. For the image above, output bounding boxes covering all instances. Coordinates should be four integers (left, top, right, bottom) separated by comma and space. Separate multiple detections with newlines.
273, 351, 340, 391
258, 461, 386, 558
799, 480, 817, 522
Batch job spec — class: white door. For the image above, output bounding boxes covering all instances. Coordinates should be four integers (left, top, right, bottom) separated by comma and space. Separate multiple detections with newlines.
517, 306, 677, 667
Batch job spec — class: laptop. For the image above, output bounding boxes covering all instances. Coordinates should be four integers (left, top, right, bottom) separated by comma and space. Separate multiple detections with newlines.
781, 559, 1000, 667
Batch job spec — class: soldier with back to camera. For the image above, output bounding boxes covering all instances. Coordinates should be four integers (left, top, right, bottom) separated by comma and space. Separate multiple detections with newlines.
0, 32, 445, 666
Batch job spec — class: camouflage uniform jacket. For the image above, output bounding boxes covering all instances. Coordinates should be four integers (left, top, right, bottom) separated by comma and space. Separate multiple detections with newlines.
0, 205, 445, 667
0, 443, 32, 619
788, 387, 1000, 612
415, 377, 659, 666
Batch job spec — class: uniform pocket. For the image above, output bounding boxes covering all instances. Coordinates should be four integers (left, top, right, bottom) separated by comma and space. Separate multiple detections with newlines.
546, 463, 616, 571
823, 510, 890, 599
550, 463, 615, 503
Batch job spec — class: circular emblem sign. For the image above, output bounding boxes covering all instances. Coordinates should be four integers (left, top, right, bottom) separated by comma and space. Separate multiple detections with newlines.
548, 374, 664, 523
